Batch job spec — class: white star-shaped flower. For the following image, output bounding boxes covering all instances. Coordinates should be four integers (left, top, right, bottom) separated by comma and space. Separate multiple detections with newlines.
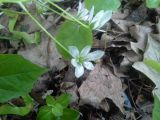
77, 2, 112, 31
69, 46, 104, 78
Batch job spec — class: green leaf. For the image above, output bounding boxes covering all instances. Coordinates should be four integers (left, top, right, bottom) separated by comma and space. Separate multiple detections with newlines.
7, 13, 40, 44
0, 0, 31, 3
145, 59, 160, 73
0, 95, 33, 116
56, 93, 71, 108
153, 95, 160, 120
61, 108, 80, 120
37, 106, 56, 120
38, 94, 79, 120
0, 54, 47, 103
146, 0, 160, 8
85, 0, 121, 13
51, 103, 63, 117
45, 94, 71, 117
46, 94, 71, 108
55, 21, 93, 59
46, 95, 57, 107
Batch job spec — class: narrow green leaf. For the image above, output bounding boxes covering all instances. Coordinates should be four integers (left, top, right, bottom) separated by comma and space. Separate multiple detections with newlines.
0, 54, 47, 103
0, 95, 33, 116
85, 0, 121, 13
0, 0, 31, 3
56, 21, 93, 59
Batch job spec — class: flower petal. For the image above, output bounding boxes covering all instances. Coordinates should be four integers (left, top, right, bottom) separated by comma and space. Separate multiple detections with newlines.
97, 10, 112, 29
75, 64, 84, 78
80, 45, 91, 57
91, 10, 112, 30
71, 59, 78, 67
86, 50, 105, 61
88, 6, 94, 22
83, 61, 94, 70
78, 2, 83, 15
68, 46, 79, 58
91, 10, 104, 24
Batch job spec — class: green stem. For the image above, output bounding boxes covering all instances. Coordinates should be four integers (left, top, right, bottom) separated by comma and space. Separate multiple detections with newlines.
0, 36, 17, 40
46, 0, 88, 28
0, 8, 27, 15
36, 1, 71, 21
19, 2, 70, 55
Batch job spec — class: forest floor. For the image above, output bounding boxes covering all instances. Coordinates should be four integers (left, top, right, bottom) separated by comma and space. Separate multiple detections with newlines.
0, 0, 160, 120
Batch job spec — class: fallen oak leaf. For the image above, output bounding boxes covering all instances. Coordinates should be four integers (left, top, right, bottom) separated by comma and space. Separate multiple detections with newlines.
78, 64, 124, 112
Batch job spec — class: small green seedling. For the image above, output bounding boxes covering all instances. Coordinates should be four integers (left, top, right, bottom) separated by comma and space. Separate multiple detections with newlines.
37, 93, 80, 120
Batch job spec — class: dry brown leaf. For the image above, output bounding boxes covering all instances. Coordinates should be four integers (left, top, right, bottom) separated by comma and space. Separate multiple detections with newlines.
112, 9, 130, 20
112, 19, 134, 32
18, 16, 40, 33
127, 4, 147, 23
129, 25, 152, 53
18, 33, 66, 70
78, 64, 124, 112
122, 50, 142, 62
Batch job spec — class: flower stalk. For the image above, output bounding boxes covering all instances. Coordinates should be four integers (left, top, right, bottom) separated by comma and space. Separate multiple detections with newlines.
19, 2, 71, 56
46, 0, 89, 28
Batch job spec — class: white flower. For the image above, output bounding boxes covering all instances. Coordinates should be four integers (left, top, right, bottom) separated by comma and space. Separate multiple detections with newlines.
69, 46, 105, 78
77, 2, 112, 31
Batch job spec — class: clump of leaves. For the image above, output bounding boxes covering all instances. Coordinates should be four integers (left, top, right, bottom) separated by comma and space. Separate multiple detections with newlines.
37, 93, 80, 120
0, 95, 34, 116
0, 54, 47, 116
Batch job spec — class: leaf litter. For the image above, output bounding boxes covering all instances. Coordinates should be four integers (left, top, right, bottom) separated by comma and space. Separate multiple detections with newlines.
0, 0, 160, 120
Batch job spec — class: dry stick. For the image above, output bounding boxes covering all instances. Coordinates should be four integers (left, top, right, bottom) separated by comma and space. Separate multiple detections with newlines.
19, 2, 71, 56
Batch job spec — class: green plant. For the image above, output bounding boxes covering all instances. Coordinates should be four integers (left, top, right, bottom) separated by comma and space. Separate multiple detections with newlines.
0, 0, 121, 118
0, 95, 34, 116
0, 54, 47, 115
0, 0, 120, 76
37, 93, 80, 120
